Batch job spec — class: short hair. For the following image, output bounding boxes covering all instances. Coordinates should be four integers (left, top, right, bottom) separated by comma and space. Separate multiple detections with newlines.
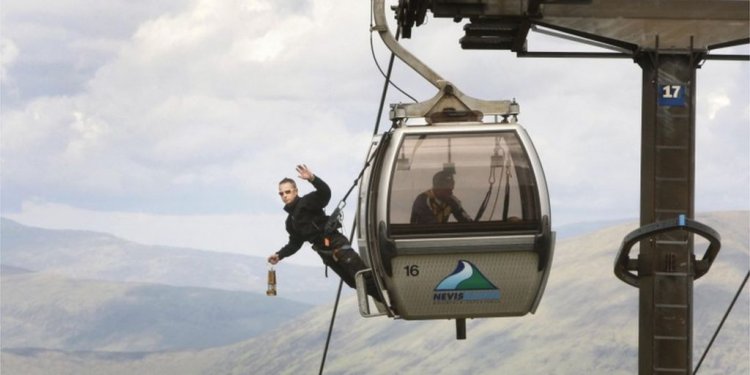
279, 177, 296, 188
432, 170, 455, 189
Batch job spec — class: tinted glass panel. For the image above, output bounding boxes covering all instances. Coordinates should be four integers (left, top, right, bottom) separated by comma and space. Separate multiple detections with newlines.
389, 132, 540, 235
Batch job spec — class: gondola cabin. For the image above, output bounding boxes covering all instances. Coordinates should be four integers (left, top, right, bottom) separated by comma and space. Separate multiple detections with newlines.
355, 115, 555, 325
357, 0, 554, 337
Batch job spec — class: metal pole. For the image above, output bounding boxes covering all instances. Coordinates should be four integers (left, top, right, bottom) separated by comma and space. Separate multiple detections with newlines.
635, 50, 701, 374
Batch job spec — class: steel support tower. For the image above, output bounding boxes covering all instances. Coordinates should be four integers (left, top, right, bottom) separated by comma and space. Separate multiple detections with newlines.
636, 50, 699, 374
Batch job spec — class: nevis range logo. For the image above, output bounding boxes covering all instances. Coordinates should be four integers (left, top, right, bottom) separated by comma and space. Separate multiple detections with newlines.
433, 260, 500, 302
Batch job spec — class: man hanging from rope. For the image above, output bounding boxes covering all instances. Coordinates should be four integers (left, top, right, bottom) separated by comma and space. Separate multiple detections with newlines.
267, 164, 381, 302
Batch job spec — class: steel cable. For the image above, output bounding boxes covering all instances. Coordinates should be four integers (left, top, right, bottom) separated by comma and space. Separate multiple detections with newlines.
318, 13, 406, 375
694, 270, 750, 374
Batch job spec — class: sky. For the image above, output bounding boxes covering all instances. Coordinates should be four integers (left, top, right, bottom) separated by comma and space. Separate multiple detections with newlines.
2, 0, 748, 266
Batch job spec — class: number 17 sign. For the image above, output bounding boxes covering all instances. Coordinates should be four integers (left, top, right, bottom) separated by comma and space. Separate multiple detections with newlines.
658, 83, 687, 107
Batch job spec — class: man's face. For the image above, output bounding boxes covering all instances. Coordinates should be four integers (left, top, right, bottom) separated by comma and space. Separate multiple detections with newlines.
278, 182, 298, 205
433, 187, 453, 200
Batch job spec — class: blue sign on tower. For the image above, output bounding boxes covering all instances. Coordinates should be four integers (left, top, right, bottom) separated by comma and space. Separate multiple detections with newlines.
658, 83, 687, 107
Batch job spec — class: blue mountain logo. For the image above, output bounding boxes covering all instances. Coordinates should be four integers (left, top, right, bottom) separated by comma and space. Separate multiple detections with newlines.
433, 260, 500, 302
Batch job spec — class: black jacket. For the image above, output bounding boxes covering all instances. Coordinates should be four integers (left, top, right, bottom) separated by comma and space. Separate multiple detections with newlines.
277, 176, 332, 260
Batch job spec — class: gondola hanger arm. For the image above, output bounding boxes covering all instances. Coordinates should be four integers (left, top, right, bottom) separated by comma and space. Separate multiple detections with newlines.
372, 0, 443, 88
372, 0, 520, 122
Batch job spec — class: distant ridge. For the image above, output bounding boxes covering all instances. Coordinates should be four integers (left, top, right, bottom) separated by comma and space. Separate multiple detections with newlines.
1, 271, 312, 352
0, 264, 33, 275
2, 211, 746, 374
0, 217, 341, 305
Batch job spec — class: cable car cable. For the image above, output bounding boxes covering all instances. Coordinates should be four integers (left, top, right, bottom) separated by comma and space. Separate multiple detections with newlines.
318, 117, 396, 375
369, 7, 417, 106
693, 269, 750, 374
318, 16, 405, 371
372, 27, 404, 135
318, 218, 358, 375
370, 31, 417, 105
318, 277, 344, 375
331, 128, 395, 220
323, 7, 403, 229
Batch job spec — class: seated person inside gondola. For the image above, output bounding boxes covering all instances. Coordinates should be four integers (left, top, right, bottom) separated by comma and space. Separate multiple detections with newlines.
410, 170, 473, 224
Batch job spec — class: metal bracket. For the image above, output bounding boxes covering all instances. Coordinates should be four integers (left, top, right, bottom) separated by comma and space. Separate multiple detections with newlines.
354, 269, 389, 318
390, 81, 520, 122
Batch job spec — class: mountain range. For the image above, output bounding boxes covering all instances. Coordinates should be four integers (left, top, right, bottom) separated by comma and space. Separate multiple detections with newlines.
1, 218, 344, 305
1, 268, 310, 352
1, 212, 748, 374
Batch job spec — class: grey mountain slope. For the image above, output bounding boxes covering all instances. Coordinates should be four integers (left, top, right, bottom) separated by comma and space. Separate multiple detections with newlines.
2, 211, 747, 375
0, 218, 341, 305
0, 264, 33, 275
1, 271, 311, 352
554, 217, 634, 240
203, 212, 749, 375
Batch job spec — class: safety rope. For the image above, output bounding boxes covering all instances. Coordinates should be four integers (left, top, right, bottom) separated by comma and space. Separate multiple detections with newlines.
694, 269, 750, 374
316, 125, 394, 375
318, 15, 405, 375
318, 279, 343, 375
318, 221, 355, 375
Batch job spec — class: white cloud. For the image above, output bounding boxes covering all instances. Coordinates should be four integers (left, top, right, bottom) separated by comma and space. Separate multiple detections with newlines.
2, 0, 378, 209
0, 38, 19, 82
1, 0, 747, 256
706, 93, 731, 120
